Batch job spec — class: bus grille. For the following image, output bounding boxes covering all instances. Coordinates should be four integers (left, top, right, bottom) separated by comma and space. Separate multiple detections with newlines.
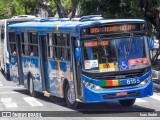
94, 71, 143, 80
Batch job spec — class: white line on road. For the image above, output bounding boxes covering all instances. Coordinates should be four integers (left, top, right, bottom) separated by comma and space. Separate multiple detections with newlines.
151, 93, 160, 101
23, 97, 43, 107
0, 98, 17, 108
1, 98, 12, 103
0, 91, 18, 94
0, 86, 24, 89
136, 98, 147, 103
3, 102, 18, 108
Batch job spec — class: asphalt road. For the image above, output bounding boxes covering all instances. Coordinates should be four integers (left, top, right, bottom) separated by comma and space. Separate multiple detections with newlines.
0, 72, 160, 120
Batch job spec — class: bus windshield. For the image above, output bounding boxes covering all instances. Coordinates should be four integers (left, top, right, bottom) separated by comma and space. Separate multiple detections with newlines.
82, 36, 151, 72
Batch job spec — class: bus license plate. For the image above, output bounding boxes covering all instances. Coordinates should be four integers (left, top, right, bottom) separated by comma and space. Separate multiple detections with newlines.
116, 91, 128, 96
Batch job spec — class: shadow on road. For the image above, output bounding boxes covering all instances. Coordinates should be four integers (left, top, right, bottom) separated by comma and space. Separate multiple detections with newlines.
13, 89, 155, 115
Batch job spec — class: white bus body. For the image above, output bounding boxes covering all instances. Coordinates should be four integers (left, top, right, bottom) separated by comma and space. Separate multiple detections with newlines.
0, 15, 37, 79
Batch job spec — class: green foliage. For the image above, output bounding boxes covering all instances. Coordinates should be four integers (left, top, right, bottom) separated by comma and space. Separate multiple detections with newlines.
0, 0, 57, 19
48, 0, 57, 14
12, 0, 42, 15
0, 0, 160, 20
79, 0, 144, 19
0, 0, 13, 19
13, 0, 25, 15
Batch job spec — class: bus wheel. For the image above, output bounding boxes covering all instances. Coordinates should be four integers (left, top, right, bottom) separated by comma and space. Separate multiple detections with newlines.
29, 77, 37, 97
65, 84, 78, 109
119, 99, 136, 107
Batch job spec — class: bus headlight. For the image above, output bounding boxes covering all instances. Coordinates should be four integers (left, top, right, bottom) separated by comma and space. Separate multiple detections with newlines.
140, 76, 151, 86
83, 80, 101, 91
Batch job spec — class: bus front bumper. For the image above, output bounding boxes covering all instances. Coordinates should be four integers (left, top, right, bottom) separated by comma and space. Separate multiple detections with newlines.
82, 80, 153, 103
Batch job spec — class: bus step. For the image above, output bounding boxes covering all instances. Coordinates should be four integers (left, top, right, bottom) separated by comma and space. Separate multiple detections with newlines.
19, 85, 24, 88
76, 99, 82, 103
43, 91, 51, 97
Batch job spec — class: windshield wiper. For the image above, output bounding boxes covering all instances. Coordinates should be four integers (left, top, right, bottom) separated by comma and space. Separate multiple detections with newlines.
125, 33, 133, 57
96, 36, 109, 57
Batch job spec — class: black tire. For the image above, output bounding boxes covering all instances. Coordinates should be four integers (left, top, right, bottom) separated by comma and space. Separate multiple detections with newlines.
65, 84, 79, 109
119, 99, 136, 107
28, 77, 38, 97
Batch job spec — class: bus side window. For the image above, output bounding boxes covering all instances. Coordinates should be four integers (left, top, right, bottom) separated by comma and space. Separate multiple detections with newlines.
57, 47, 62, 59
9, 32, 16, 55
47, 33, 55, 59
9, 32, 15, 42
53, 33, 70, 60
29, 32, 38, 57
1, 25, 4, 40
61, 34, 67, 60
62, 34, 67, 46
64, 34, 70, 61
10, 44, 16, 55
54, 33, 62, 59
21, 32, 29, 56
65, 48, 70, 60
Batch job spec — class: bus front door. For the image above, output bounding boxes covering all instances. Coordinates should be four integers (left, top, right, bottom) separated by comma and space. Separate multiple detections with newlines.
39, 35, 50, 93
16, 34, 23, 85
71, 36, 81, 100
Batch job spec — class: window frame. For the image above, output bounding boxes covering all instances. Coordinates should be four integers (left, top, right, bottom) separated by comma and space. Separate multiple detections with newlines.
47, 32, 70, 61
8, 31, 16, 55
21, 31, 39, 57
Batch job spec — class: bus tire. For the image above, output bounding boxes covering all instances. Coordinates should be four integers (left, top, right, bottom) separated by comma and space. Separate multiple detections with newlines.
65, 84, 78, 109
119, 99, 136, 107
29, 77, 38, 97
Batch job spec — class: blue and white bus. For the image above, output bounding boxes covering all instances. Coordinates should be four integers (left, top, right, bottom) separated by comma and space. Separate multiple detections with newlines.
0, 15, 36, 79
7, 15, 152, 108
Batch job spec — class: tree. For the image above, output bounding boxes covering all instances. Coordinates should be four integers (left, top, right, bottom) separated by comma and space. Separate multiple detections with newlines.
54, 0, 79, 18
79, 0, 143, 19
12, 0, 50, 16
79, 0, 160, 65
0, 0, 13, 19
139, 0, 160, 65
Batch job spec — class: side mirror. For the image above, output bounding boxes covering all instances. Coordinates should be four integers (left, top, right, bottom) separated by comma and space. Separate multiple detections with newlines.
75, 48, 81, 60
148, 37, 153, 51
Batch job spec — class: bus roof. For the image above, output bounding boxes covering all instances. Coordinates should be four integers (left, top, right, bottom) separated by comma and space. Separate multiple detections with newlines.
11, 15, 36, 19
8, 18, 146, 32
0, 17, 37, 24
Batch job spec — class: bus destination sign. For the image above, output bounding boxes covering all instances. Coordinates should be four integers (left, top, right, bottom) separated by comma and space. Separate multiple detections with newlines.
88, 23, 144, 35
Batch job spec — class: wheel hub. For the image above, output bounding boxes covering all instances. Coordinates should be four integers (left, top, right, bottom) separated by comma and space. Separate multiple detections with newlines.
67, 88, 74, 104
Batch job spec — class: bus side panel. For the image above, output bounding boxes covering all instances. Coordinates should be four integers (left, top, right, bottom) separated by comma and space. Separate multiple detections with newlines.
48, 60, 72, 98
21, 56, 30, 88
10, 55, 19, 83
59, 61, 67, 97
30, 57, 42, 92
0, 21, 5, 71
21, 56, 42, 92
48, 60, 59, 97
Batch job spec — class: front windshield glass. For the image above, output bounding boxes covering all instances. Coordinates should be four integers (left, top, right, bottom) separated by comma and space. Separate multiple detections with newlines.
82, 36, 150, 72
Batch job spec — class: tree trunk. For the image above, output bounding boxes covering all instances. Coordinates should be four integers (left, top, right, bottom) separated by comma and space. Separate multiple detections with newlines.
70, 0, 79, 18
54, 0, 67, 18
